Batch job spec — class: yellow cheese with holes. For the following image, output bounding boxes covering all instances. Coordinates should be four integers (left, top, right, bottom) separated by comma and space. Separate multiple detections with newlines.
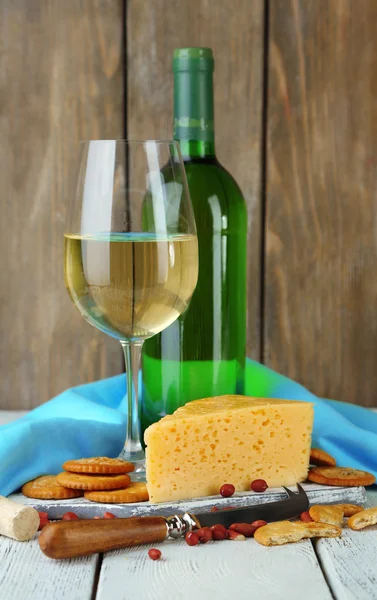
145, 395, 314, 503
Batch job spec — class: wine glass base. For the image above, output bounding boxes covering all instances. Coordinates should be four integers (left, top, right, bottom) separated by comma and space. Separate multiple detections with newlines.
118, 447, 146, 476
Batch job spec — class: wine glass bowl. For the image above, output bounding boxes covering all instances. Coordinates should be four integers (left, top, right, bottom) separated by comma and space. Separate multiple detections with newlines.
64, 140, 198, 470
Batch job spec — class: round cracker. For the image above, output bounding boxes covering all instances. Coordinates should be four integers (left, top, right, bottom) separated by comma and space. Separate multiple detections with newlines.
348, 507, 377, 530
254, 520, 341, 546
310, 448, 336, 467
338, 504, 364, 517
309, 504, 344, 527
308, 467, 376, 487
63, 457, 135, 475
22, 475, 83, 500
57, 472, 131, 490
84, 482, 149, 503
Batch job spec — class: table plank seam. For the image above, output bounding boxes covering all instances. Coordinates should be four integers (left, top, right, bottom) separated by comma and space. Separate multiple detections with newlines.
311, 540, 336, 600
91, 553, 103, 600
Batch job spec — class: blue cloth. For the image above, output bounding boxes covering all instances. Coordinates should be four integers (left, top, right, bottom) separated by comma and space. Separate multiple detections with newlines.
1, 359, 377, 496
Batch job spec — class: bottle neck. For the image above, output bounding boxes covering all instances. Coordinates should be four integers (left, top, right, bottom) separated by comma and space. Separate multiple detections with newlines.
173, 69, 215, 159
178, 140, 215, 160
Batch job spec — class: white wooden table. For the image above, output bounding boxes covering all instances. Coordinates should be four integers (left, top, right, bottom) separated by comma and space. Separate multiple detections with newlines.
1, 411, 377, 600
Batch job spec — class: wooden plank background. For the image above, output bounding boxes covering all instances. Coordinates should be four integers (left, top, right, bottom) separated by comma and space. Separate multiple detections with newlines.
1, 0, 377, 408
265, 0, 377, 405
0, 0, 124, 410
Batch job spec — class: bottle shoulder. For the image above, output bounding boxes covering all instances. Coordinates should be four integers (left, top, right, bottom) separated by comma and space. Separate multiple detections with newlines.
183, 157, 242, 188
210, 159, 246, 201
190, 161, 246, 225
164, 159, 247, 218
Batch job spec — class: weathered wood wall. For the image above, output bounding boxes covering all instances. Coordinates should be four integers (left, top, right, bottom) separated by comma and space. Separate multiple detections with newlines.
265, 0, 377, 405
1, 0, 377, 408
0, 0, 124, 409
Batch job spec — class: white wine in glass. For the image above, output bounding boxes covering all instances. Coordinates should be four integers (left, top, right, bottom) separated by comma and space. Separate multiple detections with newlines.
64, 140, 198, 472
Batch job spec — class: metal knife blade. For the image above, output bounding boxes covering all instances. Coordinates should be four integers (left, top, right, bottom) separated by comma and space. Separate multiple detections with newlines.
196, 484, 309, 529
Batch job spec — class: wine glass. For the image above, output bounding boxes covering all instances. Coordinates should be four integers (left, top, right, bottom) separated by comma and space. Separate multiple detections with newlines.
64, 140, 198, 472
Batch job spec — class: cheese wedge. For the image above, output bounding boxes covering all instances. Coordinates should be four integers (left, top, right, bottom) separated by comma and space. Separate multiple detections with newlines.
145, 395, 314, 503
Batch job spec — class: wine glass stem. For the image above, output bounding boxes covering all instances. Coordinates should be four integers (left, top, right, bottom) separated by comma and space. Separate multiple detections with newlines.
120, 340, 144, 457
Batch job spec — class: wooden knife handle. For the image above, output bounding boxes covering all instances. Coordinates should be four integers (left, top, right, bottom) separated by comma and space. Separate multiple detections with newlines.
39, 517, 168, 559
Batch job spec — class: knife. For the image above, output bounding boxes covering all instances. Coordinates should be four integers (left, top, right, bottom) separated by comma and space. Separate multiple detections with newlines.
39, 484, 308, 559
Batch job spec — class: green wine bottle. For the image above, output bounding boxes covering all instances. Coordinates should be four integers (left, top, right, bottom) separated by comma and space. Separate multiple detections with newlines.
141, 47, 247, 436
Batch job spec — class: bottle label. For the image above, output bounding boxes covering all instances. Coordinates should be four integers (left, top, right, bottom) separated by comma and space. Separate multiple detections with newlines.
174, 117, 214, 142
